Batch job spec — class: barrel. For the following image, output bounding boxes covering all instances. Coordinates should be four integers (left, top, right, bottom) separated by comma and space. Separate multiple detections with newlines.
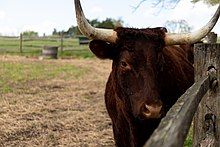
42, 46, 58, 59
78, 36, 89, 45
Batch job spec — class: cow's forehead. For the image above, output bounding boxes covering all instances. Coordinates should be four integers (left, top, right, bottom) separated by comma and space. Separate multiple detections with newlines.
114, 27, 166, 49
115, 27, 166, 40
116, 42, 158, 64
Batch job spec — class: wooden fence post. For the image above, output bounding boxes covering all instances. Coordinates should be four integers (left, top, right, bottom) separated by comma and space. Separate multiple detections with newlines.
20, 33, 23, 53
204, 32, 218, 43
60, 33, 64, 54
193, 43, 220, 147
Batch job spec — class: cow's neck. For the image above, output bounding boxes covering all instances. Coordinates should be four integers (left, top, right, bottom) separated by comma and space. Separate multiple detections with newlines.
158, 46, 194, 110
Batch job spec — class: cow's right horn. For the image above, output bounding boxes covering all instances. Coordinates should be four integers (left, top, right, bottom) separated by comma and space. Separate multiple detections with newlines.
74, 0, 118, 43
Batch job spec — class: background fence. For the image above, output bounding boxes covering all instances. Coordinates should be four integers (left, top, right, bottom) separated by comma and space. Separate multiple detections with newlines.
0, 34, 92, 58
0, 33, 219, 58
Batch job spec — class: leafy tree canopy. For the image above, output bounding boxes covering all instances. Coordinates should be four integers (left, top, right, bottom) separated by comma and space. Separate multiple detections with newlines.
191, 0, 219, 6
53, 18, 124, 37
22, 31, 38, 38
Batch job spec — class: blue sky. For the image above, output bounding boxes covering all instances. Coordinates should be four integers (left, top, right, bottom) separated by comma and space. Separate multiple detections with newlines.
0, 0, 219, 36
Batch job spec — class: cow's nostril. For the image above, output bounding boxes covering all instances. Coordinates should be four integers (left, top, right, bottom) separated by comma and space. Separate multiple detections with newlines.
142, 104, 162, 119
142, 105, 151, 117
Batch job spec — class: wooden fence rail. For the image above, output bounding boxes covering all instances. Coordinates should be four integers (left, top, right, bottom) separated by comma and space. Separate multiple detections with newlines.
144, 43, 220, 147
17, 34, 89, 53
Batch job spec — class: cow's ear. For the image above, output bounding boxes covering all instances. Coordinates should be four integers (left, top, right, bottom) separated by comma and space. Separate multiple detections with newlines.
89, 40, 118, 60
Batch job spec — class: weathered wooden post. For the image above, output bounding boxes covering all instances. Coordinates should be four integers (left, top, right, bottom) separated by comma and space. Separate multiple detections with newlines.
19, 33, 23, 53
193, 41, 220, 147
61, 33, 64, 54
204, 32, 218, 43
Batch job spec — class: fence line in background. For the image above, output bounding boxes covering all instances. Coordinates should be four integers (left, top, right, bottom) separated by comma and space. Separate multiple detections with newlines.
1, 35, 90, 55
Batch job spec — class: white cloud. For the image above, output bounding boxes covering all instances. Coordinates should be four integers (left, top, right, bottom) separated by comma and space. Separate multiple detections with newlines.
0, 26, 18, 36
169, 1, 220, 34
0, 0, 219, 36
21, 20, 58, 36
132, 0, 220, 34
90, 6, 103, 13
0, 10, 6, 20
0, 20, 66, 36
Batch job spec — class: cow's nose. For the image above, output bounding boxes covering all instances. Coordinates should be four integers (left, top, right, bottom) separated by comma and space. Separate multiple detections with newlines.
141, 102, 162, 119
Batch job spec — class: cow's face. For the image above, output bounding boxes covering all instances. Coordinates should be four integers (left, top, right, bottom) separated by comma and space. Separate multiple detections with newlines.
89, 36, 164, 119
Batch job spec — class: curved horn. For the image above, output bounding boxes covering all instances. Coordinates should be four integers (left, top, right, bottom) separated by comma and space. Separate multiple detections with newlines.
74, 0, 118, 43
165, 3, 220, 45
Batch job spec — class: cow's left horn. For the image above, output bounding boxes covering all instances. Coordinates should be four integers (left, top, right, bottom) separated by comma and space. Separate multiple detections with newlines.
74, 0, 118, 43
165, 3, 220, 45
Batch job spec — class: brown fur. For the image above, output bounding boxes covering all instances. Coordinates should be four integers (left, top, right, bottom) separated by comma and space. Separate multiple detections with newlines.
89, 27, 194, 147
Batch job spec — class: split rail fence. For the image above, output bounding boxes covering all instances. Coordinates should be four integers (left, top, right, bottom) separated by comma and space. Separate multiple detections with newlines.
0, 34, 90, 56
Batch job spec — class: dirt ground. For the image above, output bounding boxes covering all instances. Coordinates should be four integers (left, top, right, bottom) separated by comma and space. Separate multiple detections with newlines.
0, 55, 115, 146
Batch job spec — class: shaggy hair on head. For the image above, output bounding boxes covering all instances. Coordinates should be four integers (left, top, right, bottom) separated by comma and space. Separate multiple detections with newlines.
114, 27, 166, 50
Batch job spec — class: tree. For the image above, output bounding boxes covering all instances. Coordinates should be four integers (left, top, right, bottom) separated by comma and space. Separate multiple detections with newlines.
133, 0, 180, 10
66, 26, 77, 36
52, 28, 58, 35
90, 18, 124, 29
22, 31, 38, 38
52, 18, 124, 37
113, 18, 124, 28
134, 0, 219, 10
191, 0, 219, 6
89, 19, 100, 27
164, 20, 192, 33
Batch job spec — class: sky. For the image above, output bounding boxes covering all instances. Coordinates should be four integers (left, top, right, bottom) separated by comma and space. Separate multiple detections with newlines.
0, 0, 219, 36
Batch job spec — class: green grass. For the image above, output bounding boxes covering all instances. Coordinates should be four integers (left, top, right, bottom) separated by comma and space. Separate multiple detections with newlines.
184, 126, 193, 147
0, 36, 219, 58
60, 50, 95, 59
0, 61, 87, 93
0, 36, 213, 145
0, 37, 93, 58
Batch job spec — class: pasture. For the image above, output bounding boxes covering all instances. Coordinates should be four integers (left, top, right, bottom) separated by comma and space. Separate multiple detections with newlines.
0, 55, 194, 146
0, 36, 94, 58
0, 55, 115, 146
2, 36, 220, 146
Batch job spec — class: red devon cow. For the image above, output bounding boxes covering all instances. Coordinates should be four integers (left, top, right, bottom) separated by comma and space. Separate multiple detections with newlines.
74, 0, 220, 147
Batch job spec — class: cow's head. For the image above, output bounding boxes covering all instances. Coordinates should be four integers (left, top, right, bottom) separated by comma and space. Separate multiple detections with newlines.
74, 0, 220, 119
89, 28, 166, 119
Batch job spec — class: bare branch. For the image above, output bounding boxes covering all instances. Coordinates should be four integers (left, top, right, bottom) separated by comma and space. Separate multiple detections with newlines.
131, 0, 147, 12
132, 0, 181, 13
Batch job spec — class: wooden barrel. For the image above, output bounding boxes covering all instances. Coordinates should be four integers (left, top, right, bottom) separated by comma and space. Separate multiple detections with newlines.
78, 36, 89, 45
42, 46, 58, 59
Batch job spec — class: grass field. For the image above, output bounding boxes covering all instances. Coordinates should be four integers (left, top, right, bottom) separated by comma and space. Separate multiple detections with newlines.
0, 59, 87, 93
0, 56, 113, 146
0, 36, 219, 58
0, 55, 193, 146
0, 36, 94, 58
1, 35, 217, 146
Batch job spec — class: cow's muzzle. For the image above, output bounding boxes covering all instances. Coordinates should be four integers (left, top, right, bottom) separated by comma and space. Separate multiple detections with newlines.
141, 101, 162, 119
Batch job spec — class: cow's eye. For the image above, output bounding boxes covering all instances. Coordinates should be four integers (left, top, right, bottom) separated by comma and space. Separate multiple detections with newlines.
121, 61, 128, 68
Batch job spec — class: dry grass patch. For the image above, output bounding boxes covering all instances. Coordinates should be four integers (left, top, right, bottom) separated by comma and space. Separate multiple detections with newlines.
0, 55, 114, 146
